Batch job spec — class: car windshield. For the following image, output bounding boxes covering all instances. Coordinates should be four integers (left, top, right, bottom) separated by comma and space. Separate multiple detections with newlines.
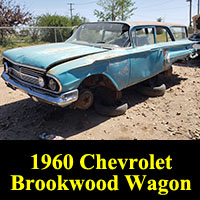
66, 23, 130, 48
171, 26, 187, 40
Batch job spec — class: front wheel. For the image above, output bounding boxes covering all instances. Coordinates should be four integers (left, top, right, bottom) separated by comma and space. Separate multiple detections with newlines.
95, 86, 122, 106
94, 100, 128, 117
75, 89, 94, 110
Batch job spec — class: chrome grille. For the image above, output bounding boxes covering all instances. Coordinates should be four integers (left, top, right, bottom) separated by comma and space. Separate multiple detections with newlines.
21, 67, 44, 77
5, 61, 43, 87
10, 68, 39, 85
3, 57, 62, 94
11, 64, 20, 71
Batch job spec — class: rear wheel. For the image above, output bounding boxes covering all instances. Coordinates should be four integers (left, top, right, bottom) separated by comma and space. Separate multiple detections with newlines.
136, 75, 166, 97
94, 86, 128, 117
136, 84, 166, 97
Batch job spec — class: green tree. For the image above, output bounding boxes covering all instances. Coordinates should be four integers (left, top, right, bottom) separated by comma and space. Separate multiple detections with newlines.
156, 17, 164, 34
37, 13, 87, 27
157, 17, 163, 22
94, 0, 136, 21
36, 14, 87, 42
37, 14, 70, 27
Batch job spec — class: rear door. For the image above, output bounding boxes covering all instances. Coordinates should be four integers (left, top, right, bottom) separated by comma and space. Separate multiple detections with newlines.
128, 26, 172, 86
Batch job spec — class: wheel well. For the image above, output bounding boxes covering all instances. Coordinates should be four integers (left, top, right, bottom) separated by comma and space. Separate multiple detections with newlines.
78, 74, 118, 92
77, 74, 122, 106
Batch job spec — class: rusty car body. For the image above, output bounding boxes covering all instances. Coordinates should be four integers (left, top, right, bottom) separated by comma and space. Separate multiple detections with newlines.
1, 21, 197, 109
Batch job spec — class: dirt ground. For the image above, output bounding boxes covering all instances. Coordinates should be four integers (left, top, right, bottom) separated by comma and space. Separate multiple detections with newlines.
0, 59, 200, 140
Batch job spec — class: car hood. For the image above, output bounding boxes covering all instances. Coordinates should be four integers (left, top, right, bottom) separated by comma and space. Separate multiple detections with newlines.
2, 42, 108, 70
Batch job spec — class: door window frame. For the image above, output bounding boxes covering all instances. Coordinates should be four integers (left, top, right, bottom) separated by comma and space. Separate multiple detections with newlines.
170, 26, 188, 40
155, 26, 175, 43
130, 25, 175, 48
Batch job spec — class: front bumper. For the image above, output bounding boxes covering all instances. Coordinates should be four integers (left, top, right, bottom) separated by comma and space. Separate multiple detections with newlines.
1, 71, 79, 107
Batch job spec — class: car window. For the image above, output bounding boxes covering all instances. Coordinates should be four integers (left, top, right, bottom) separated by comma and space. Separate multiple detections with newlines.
132, 28, 155, 47
171, 26, 187, 40
78, 28, 102, 43
156, 27, 173, 43
67, 23, 130, 48
104, 30, 130, 47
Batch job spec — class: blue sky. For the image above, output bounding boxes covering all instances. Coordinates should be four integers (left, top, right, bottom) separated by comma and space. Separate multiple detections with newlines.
20, 0, 199, 25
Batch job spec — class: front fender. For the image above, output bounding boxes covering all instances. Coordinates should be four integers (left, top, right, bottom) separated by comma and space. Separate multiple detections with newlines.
48, 55, 131, 92
50, 66, 121, 93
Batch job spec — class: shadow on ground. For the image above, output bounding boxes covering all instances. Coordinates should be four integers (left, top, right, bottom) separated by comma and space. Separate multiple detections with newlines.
0, 98, 110, 140
175, 57, 200, 68
0, 70, 187, 140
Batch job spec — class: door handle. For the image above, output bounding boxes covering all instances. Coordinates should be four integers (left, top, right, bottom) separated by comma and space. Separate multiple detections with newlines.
150, 48, 162, 53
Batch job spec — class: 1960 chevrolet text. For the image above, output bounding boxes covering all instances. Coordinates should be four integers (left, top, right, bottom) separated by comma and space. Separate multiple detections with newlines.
1, 22, 197, 110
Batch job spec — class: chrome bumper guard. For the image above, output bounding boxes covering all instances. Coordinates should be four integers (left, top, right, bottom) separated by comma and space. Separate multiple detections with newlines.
189, 52, 199, 59
1, 72, 79, 107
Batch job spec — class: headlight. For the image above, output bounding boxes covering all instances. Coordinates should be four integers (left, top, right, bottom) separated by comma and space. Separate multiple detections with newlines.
48, 79, 57, 91
38, 77, 45, 87
4, 62, 9, 73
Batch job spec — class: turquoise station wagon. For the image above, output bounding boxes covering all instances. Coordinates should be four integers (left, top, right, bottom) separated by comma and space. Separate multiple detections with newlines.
1, 22, 197, 110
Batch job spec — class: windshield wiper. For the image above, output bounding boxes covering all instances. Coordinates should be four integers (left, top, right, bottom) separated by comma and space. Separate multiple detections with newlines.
97, 41, 105, 44
71, 41, 117, 49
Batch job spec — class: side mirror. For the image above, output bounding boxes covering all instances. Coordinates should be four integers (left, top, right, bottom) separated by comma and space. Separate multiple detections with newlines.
70, 26, 78, 37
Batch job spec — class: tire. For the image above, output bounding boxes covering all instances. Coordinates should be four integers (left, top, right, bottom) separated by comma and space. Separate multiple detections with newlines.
75, 89, 94, 110
136, 84, 166, 97
94, 100, 128, 117
95, 86, 122, 106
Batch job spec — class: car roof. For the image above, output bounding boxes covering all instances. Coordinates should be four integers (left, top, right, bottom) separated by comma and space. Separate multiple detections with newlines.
86, 21, 186, 28
126, 21, 186, 27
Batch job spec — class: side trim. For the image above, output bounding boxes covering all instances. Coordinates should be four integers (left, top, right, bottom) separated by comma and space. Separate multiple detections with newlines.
46, 50, 109, 71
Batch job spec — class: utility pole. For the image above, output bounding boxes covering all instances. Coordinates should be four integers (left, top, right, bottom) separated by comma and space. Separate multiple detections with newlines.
186, 0, 192, 27
67, 3, 75, 22
198, 0, 200, 15
121, 1, 124, 21
111, 1, 115, 21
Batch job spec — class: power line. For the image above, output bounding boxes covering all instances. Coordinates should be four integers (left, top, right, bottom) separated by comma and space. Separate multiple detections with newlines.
138, 0, 173, 10
140, 6, 187, 11
76, 1, 97, 6
134, 5, 188, 17
134, 13, 186, 21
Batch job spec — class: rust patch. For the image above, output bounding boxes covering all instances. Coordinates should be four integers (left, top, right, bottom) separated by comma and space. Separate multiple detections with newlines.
163, 66, 173, 77
79, 75, 117, 91
163, 49, 167, 57
163, 49, 168, 69
42, 46, 83, 54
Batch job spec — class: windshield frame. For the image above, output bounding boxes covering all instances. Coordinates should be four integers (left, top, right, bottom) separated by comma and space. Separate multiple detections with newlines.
66, 22, 131, 48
